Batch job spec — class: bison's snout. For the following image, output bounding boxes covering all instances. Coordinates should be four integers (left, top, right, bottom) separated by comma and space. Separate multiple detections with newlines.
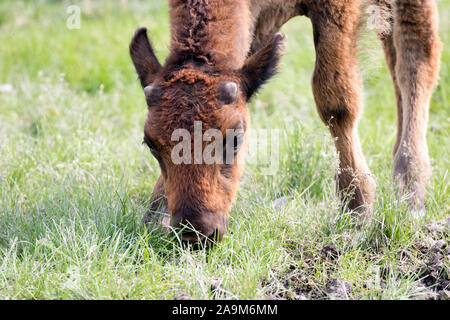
171, 208, 226, 242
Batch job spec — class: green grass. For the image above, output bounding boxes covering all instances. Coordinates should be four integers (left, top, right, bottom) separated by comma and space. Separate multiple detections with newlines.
0, 0, 448, 300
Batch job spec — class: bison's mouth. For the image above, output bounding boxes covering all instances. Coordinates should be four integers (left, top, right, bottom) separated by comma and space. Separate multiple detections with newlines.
178, 227, 224, 243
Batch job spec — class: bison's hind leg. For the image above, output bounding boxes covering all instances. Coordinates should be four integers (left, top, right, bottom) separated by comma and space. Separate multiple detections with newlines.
377, 0, 442, 214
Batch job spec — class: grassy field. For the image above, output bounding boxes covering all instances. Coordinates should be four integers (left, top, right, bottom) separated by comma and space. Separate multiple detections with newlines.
0, 0, 448, 300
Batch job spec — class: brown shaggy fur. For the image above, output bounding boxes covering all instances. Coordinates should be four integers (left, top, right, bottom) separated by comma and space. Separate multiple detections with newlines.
130, 0, 442, 241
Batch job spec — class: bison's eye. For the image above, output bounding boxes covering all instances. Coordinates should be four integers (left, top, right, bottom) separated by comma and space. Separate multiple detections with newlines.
223, 132, 244, 160
220, 133, 243, 178
233, 134, 244, 152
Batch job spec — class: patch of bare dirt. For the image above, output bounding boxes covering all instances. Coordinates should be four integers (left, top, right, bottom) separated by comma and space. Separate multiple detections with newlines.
325, 279, 352, 299
263, 219, 448, 300
262, 242, 345, 300
411, 219, 449, 300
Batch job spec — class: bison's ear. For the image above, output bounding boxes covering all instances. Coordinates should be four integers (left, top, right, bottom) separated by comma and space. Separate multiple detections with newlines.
240, 33, 284, 101
130, 28, 162, 87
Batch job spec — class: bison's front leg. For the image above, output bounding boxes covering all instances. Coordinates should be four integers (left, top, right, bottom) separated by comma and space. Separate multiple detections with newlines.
144, 175, 171, 231
309, 3, 376, 217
